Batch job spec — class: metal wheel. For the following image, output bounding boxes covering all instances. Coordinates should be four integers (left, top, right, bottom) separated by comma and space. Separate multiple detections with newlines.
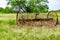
16, 12, 25, 25
47, 11, 58, 26
16, 12, 19, 25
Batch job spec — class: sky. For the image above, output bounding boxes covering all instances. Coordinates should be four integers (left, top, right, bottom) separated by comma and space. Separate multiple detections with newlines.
0, 0, 7, 8
48, 0, 60, 10
0, 0, 60, 10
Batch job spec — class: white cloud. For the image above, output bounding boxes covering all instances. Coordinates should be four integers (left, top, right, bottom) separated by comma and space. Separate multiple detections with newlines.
48, 0, 60, 10
0, 0, 7, 8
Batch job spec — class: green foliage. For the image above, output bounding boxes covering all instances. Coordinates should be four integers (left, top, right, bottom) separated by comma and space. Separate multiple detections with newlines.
0, 0, 49, 13
6, 0, 49, 13
0, 7, 15, 13
0, 7, 4, 13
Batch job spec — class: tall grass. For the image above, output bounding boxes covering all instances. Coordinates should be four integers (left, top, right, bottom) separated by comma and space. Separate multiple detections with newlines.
0, 20, 16, 25
0, 13, 60, 40
0, 25, 60, 40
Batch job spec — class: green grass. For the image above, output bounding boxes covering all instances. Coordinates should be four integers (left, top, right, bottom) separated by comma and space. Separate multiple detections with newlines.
0, 13, 60, 40
1, 25, 60, 40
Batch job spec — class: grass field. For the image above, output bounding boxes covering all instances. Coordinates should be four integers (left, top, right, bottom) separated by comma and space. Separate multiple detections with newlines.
0, 13, 60, 40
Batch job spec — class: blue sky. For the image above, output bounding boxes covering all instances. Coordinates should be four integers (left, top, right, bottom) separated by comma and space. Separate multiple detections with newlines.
0, 0, 60, 10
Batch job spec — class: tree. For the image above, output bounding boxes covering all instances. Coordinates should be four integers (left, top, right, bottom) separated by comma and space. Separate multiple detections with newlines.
6, 0, 49, 13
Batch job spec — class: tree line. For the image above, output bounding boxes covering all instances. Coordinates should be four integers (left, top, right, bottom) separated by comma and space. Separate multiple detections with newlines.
0, 7, 15, 13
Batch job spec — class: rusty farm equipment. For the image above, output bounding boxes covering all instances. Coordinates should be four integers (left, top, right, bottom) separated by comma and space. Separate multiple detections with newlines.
16, 11, 58, 26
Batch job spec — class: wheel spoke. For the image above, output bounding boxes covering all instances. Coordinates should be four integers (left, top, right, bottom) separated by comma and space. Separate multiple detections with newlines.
47, 11, 58, 26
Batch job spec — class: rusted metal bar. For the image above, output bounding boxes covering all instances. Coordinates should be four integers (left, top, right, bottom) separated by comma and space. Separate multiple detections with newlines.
19, 18, 53, 22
